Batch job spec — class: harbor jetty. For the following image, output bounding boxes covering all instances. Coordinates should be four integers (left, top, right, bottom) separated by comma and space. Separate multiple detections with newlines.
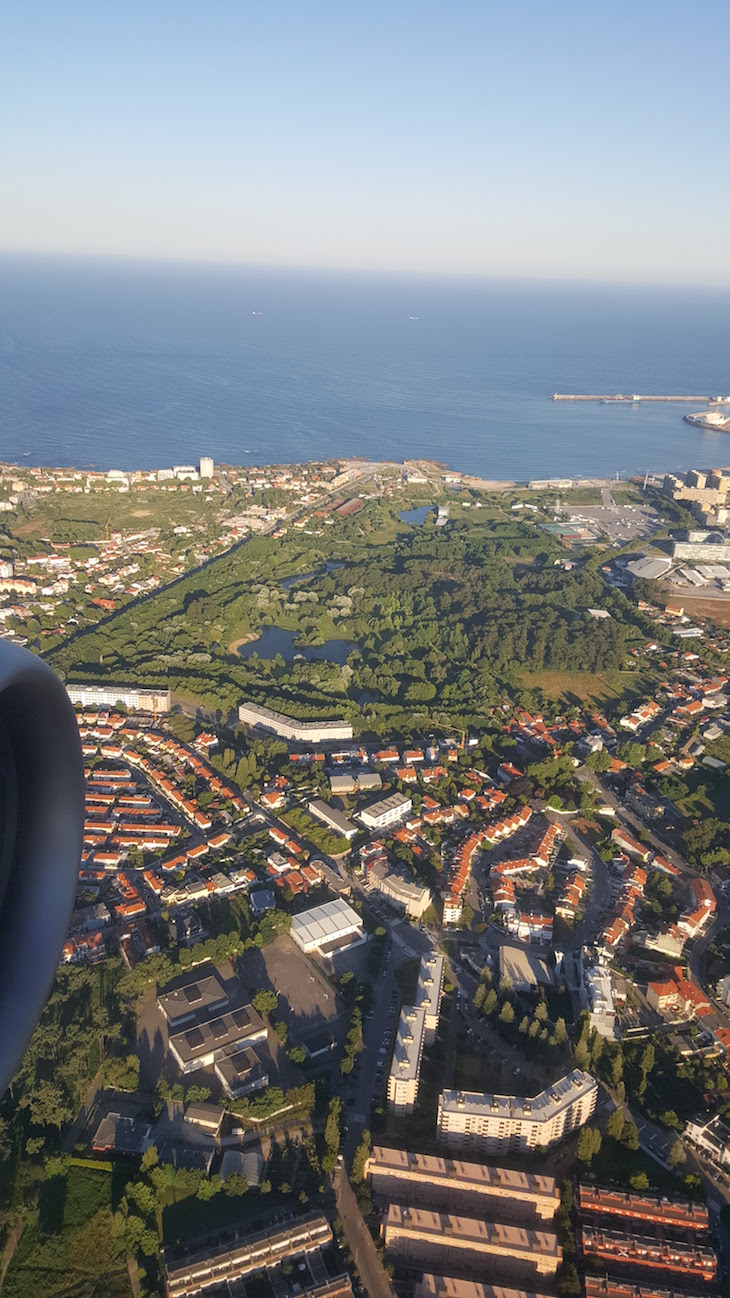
552, 393, 729, 404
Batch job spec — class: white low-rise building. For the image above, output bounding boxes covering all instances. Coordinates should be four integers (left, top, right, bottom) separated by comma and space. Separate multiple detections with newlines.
307, 798, 359, 841
437, 1071, 597, 1154
290, 897, 364, 955
685, 1114, 730, 1168
238, 701, 353, 743
358, 791, 413, 831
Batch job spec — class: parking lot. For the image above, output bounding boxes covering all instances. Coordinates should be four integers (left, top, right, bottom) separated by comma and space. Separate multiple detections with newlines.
568, 498, 661, 546
237, 937, 340, 1040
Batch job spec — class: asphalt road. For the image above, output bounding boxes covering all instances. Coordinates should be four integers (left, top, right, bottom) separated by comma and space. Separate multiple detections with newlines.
334, 1168, 395, 1298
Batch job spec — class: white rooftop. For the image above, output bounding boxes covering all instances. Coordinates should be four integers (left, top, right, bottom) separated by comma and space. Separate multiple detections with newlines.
440, 1070, 596, 1124
627, 555, 672, 580
389, 1006, 427, 1082
290, 897, 362, 948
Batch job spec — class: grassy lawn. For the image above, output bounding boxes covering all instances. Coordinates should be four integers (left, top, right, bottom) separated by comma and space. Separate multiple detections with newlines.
4, 1165, 131, 1298
674, 768, 730, 822
564, 488, 603, 505
518, 667, 656, 709
612, 486, 646, 505
588, 1140, 680, 1194
280, 807, 351, 856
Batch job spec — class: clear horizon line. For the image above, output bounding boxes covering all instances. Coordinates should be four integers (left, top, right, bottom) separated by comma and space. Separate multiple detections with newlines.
0, 245, 727, 293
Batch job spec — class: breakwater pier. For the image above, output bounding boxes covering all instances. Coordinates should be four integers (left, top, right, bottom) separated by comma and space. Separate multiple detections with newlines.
552, 393, 729, 404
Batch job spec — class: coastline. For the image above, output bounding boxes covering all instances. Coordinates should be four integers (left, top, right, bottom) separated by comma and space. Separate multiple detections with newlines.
0, 453, 659, 491
228, 632, 258, 654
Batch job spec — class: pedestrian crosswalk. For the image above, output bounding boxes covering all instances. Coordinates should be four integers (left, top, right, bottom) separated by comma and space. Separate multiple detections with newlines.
352, 1111, 368, 1124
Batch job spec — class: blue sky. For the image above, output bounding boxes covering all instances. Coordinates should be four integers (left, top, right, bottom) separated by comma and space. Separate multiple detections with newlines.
1, 0, 728, 282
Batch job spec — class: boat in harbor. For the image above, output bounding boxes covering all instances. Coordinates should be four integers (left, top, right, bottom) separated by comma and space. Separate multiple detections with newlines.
685, 409, 730, 432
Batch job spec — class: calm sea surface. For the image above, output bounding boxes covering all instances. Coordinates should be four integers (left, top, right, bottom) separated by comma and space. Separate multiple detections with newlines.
1, 256, 728, 480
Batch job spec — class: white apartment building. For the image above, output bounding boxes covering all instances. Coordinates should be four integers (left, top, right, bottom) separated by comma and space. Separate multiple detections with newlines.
388, 1006, 427, 1115
437, 1071, 597, 1154
199, 456, 215, 478
443, 895, 463, 926
582, 966, 616, 1039
358, 791, 413, 831
238, 701, 353, 743
414, 953, 445, 1044
67, 683, 171, 713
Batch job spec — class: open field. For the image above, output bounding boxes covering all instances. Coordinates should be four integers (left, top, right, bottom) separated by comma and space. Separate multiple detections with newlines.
666, 593, 730, 630
518, 667, 656, 708
12, 486, 219, 546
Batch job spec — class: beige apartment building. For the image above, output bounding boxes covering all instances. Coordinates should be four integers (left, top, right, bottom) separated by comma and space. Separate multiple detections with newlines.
437, 1071, 597, 1154
416, 1278, 552, 1298
383, 1205, 560, 1280
164, 1212, 332, 1298
387, 1006, 427, 1114
365, 1146, 558, 1222
368, 859, 432, 919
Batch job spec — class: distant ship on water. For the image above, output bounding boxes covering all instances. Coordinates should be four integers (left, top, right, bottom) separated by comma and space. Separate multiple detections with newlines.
685, 409, 730, 433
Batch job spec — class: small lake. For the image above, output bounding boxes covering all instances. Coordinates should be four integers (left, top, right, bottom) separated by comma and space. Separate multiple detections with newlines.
399, 506, 433, 525
280, 560, 344, 591
238, 625, 358, 664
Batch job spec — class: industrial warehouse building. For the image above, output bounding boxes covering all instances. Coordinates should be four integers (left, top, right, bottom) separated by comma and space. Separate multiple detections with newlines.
366, 1146, 558, 1222
238, 701, 353, 743
437, 1071, 597, 1154
67, 683, 171, 713
290, 898, 365, 955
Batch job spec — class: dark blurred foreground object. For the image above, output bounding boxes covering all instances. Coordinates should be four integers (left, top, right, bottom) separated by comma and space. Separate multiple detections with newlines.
0, 642, 83, 1094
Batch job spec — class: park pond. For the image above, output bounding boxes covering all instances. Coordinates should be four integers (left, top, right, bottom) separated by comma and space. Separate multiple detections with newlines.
237, 625, 358, 664
280, 560, 344, 591
398, 506, 433, 525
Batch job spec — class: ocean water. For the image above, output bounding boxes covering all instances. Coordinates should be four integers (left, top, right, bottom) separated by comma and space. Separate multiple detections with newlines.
1, 255, 728, 480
